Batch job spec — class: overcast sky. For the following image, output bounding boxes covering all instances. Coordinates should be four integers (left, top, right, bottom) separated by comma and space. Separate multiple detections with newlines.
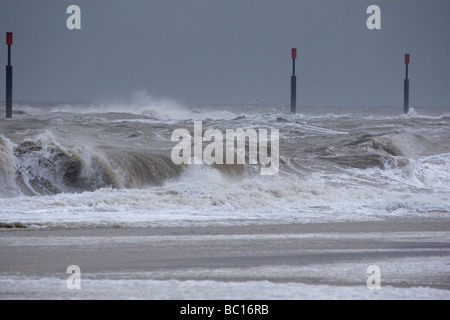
0, 0, 449, 107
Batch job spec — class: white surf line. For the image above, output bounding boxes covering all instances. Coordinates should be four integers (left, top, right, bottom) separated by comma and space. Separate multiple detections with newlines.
1, 231, 450, 247
1, 276, 449, 300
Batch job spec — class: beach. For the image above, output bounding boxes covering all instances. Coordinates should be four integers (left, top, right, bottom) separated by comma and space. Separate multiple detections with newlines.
1, 216, 449, 300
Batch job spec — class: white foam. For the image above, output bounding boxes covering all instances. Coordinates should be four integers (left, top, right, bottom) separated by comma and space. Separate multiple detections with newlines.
1, 163, 448, 228
0, 276, 448, 300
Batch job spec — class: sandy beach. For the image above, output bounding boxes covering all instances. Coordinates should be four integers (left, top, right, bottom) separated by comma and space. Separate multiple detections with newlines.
1, 216, 449, 300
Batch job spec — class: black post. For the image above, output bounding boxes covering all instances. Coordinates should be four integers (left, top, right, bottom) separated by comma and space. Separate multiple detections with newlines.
6, 65, 12, 119
291, 76, 296, 113
291, 48, 297, 114
404, 79, 409, 115
403, 54, 410, 114
5, 32, 13, 119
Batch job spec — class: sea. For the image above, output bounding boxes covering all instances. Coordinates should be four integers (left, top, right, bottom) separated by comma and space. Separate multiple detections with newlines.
1, 96, 449, 229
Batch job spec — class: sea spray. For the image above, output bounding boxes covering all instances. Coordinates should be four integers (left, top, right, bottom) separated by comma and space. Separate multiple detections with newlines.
0, 136, 18, 197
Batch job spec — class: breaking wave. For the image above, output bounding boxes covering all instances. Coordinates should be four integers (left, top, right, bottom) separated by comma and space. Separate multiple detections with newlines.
0, 131, 184, 197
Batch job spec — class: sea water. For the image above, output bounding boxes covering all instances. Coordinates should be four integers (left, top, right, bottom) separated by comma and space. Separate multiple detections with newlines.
0, 97, 449, 229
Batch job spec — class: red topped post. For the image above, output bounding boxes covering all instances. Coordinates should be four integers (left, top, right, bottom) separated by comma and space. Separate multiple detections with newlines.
291, 48, 297, 113
404, 53, 410, 114
404, 54, 410, 79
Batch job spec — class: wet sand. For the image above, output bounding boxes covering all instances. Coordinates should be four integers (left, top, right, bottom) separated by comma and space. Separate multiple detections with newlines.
1, 217, 450, 299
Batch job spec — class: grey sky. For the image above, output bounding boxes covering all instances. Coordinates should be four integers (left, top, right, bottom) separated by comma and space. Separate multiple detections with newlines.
0, 0, 449, 107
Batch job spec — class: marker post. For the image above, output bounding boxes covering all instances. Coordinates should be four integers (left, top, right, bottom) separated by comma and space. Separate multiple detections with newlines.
5, 32, 13, 119
291, 48, 297, 114
404, 54, 410, 114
